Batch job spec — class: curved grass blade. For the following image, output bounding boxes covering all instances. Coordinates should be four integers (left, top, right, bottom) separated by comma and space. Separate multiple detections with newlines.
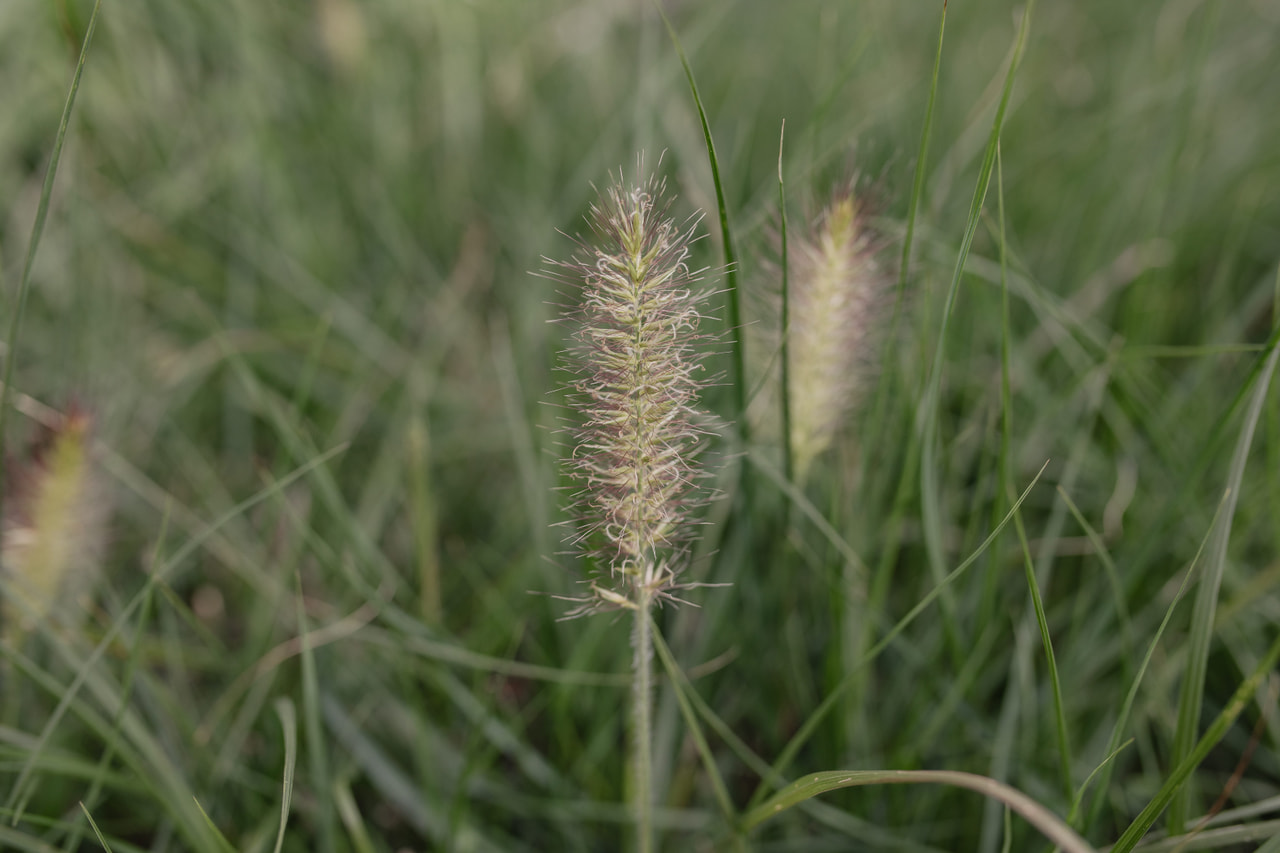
333, 776, 378, 853
918, 0, 1035, 667
777, 121, 793, 484
192, 798, 239, 853
3, 444, 346, 822
740, 769, 1096, 853
1076, 489, 1228, 833
1111, 628, 1280, 853
296, 577, 336, 853
652, 623, 939, 847
649, 619, 736, 828
655, 1, 746, 435
993, 137, 1072, 805
1169, 307, 1280, 832
898, 0, 947, 294
0, 0, 101, 527
78, 803, 113, 852
747, 461, 1048, 808
1011, 507, 1073, 803
272, 698, 298, 853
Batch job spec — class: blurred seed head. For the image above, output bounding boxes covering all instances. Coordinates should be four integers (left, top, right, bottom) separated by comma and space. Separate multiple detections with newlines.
786, 188, 890, 481
2, 408, 106, 645
545, 165, 715, 616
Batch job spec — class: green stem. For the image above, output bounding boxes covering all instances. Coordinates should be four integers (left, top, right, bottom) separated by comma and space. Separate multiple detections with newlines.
632, 586, 655, 853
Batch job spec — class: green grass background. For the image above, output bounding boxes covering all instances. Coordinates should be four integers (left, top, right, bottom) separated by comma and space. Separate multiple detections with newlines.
3, 0, 1280, 850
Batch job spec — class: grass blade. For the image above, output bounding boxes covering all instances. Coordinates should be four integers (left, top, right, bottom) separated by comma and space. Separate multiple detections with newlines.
649, 620, 736, 827
0, 0, 100, 528
1111, 628, 1280, 853
192, 798, 239, 853
748, 461, 1048, 807
4, 444, 346, 823
777, 121, 793, 484
296, 577, 335, 853
78, 803, 113, 852
919, 1, 1036, 667
898, 0, 947, 294
1012, 508, 1073, 801
1169, 309, 1280, 832
272, 698, 298, 853
655, 1, 746, 435
741, 769, 1096, 853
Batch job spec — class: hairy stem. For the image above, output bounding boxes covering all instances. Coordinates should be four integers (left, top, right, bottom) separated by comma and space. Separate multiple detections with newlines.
632, 590, 655, 853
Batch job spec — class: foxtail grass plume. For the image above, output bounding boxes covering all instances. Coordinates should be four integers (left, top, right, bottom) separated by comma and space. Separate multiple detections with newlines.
545, 160, 717, 853
2, 409, 105, 645
787, 189, 888, 481
548, 167, 714, 617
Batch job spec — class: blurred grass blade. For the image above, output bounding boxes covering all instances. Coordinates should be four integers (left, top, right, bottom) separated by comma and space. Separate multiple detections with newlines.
78, 803, 113, 852
66, 531, 162, 850
1069, 484, 1226, 832
4, 444, 346, 821
272, 698, 298, 853
740, 769, 1096, 853
919, 0, 1036, 667
1169, 314, 1280, 832
898, 0, 947, 294
1011, 506, 1073, 802
748, 449, 867, 577
296, 578, 335, 853
333, 776, 378, 853
192, 798, 239, 853
655, 1, 746, 435
749, 461, 1048, 807
0, 0, 100, 527
777, 120, 793, 484
649, 618, 736, 826
995, 136, 1072, 805
1111, 628, 1280, 853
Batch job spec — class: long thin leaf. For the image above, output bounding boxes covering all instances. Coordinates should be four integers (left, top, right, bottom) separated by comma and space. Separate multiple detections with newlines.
898, 0, 947, 294
1012, 506, 1073, 802
1111, 628, 1280, 853
78, 803, 113, 853
649, 619, 736, 827
192, 799, 239, 853
4, 445, 346, 821
272, 698, 298, 853
777, 121, 793, 484
1076, 490, 1228, 833
296, 577, 335, 853
0, 0, 101, 530
1169, 312, 1280, 831
655, 1, 746, 435
741, 769, 1096, 853
919, 1, 1036, 666
748, 461, 1048, 806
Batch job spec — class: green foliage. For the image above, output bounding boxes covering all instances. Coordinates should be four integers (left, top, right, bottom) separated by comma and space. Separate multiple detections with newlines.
3, 0, 1280, 850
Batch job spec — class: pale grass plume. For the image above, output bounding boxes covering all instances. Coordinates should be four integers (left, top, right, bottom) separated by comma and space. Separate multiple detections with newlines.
787, 188, 889, 481
2, 408, 106, 645
546, 162, 715, 617
543, 159, 719, 853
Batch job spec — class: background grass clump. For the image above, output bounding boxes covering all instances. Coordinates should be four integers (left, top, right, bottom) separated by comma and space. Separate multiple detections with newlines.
3, 0, 1280, 850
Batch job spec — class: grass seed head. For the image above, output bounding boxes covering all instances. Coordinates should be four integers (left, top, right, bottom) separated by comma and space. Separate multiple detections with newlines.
548, 166, 714, 616
787, 188, 889, 481
2, 409, 106, 644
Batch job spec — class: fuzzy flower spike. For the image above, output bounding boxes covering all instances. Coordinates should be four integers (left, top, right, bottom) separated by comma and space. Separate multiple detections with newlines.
552, 168, 713, 617
546, 164, 715, 852
788, 188, 888, 481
